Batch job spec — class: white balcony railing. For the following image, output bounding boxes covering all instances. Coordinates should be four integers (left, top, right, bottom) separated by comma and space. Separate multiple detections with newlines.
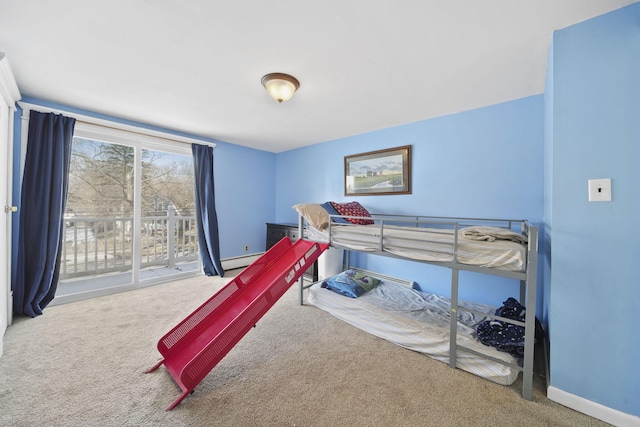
61, 209, 198, 279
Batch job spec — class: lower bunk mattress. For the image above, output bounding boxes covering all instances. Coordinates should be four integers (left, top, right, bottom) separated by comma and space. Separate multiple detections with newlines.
307, 279, 520, 385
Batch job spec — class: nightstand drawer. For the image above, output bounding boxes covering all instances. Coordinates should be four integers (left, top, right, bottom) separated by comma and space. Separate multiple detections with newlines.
266, 228, 288, 244
287, 229, 300, 241
265, 223, 296, 249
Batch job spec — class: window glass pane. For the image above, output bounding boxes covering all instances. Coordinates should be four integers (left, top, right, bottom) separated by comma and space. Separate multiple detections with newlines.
140, 149, 198, 279
67, 138, 134, 216
60, 138, 134, 291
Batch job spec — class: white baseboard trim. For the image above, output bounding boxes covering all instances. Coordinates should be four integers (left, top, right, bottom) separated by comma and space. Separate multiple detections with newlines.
548, 386, 640, 427
221, 253, 263, 271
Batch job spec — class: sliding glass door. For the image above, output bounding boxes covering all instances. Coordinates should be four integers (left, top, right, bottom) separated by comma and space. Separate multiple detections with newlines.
56, 127, 197, 300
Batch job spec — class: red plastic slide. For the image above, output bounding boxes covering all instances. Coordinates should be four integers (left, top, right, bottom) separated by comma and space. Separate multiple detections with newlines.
146, 237, 328, 410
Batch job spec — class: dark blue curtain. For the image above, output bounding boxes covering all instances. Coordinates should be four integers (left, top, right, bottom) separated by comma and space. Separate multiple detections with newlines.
13, 111, 76, 317
192, 144, 224, 277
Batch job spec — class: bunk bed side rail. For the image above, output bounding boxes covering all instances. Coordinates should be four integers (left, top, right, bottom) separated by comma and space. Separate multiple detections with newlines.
298, 213, 532, 279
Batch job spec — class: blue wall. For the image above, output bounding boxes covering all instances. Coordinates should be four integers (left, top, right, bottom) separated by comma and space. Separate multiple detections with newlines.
548, 3, 640, 416
210, 142, 275, 258
275, 96, 544, 306
12, 97, 276, 262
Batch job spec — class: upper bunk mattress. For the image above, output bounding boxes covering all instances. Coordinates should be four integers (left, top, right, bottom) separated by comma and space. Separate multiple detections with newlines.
306, 224, 527, 272
307, 279, 520, 385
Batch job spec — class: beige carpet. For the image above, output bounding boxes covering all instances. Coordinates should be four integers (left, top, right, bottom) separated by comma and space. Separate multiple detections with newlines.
0, 272, 608, 427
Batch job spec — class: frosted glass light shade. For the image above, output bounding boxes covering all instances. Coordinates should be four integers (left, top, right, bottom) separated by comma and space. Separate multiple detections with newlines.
261, 73, 300, 103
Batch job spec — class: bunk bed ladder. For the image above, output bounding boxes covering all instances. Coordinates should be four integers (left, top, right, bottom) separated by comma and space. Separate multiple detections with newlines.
450, 225, 539, 400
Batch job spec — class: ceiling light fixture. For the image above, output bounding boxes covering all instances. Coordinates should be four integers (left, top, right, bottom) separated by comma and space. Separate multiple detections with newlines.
261, 72, 300, 103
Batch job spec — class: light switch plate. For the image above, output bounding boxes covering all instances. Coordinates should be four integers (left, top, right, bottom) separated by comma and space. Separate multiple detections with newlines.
588, 178, 612, 202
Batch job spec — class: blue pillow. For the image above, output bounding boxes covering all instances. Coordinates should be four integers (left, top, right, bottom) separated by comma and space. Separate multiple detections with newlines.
321, 201, 349, 224
321, 270, 382, 298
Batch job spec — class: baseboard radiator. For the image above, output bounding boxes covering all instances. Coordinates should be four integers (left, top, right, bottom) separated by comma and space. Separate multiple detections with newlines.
221, 253, 264, 271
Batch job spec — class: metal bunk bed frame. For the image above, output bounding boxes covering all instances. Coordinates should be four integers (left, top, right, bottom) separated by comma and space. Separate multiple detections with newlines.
297, 214, 539, 400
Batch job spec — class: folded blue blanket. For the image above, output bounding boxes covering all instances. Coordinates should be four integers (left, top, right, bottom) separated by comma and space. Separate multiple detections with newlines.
321, 270, 381, 298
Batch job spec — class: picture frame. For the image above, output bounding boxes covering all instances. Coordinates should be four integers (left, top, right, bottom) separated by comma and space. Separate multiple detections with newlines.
344, 145, 412, 196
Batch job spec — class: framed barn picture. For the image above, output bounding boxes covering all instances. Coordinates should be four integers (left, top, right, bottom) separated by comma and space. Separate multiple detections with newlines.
344, 145, 412, 196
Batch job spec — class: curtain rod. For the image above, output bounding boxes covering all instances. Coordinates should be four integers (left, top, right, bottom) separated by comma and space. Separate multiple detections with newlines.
17, 101, 217, 149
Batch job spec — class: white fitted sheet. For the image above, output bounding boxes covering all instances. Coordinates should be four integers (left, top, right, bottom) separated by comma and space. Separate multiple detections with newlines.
307, 279, 520, 385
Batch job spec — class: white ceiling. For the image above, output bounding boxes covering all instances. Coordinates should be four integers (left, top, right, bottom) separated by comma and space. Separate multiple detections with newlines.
0, 1, 636, 153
